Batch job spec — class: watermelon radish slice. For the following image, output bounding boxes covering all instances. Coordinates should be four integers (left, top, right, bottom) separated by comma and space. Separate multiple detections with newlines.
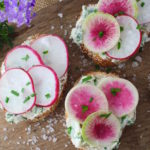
137, 0, 150, 24
98, 77, 139, 117
82, 12, 120, 53
82, 111, 121, 147
28, 65, 59, 107
97, 0, 138, 18
65, 84, 108, 123
0, 68, 36, 114
4, 45, 44, 71
106, 15, 142, 60
30, 35, 69, 78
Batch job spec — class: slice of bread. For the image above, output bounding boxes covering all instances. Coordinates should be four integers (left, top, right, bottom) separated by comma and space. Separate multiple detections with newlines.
0, 34, 68, 123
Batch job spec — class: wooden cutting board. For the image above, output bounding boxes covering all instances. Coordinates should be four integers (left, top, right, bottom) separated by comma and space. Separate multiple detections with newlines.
0, 0, 150, 149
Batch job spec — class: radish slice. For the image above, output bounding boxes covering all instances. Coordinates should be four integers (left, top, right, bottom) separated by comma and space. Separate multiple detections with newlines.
98, 77, 139, 117
65, 84, 108, 123
107, 15, 142, 60
0, 68, 36, 114
31, 35, 69, 78
28, 65, 59, 107
137, 0, 150, 24
4, 45, 44, 71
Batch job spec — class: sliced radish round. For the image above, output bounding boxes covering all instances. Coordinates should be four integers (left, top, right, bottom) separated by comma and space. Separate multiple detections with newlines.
65, 84, 108, 123
28, 65, 59, 107
82, 111, 121, 147
137, 0, 150, 24
30, 35, 68, 78
98, 77, 139, 117
4, 45, 44, 71
0, 68, 36, 114
97, 0, 138, 18
106, 15, 142, 60
82, 12, 120, 53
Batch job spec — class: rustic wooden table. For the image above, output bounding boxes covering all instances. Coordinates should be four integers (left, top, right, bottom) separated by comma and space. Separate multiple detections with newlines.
0, 0, 150, 149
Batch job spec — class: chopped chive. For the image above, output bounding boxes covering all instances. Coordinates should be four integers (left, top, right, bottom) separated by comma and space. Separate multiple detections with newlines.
43, 50, 49, 54
136, 24, 142, 30
121, 115, 127, 123
23, 96, 30, 103
89, 97, 94, 103
67, 126, 72, 134
119, 11, 125, 15
111, 88, 121, 96
45, 93, 51, 99
26, 82, 31, 86
117, 41, 121, 50
21, 54, 30, 61
99, 31, 104, 38
31, 93, 36, 97
141, 2, 145, 7
120, 26, 124, 32
11, 90, 19, 96
100, 112, 112, 119
94, 78, 97, 86
5, 97, 9, 103
82, 76, 92, 83
21, 88, 25, 93
82, 105, 88, 113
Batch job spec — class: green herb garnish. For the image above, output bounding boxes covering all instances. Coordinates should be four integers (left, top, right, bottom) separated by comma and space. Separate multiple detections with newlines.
100, 112, 112, 119
120, 26, 124, 32
22, 54, 29, 61
26, 82, 31, 86
82, 105, 88, 113
45, 93, 51, 99
82, 76, 92, 83
31, 93, 36, 97
23, 96, 30, 103
136, 24, 142, 30
43, 50, 49, 54
5, 97, 9, 103
95, 65, 100, 71
121, 115, 127, 123
94, 78, 97, 86
67, 126, 72, 134
111, 88, 121, 96
117, 41, 121, 50
11, 90, 19, 96
89, 97, 94, 103
141, 2, 145, 7
21, 88, 25, 93
106, 67, 112, 73
99, 31, 104, 38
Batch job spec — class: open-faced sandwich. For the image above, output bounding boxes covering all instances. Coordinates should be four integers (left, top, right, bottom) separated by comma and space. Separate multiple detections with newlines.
0, 34, 68, 124
65, 72, 139, 150
71, 0, 150, 67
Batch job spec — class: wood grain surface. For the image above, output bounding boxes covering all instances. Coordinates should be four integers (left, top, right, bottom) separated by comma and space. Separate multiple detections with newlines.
0, 0, 150, 150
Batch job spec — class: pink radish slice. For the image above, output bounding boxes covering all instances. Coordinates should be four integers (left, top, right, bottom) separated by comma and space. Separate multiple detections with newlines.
82, 12, 120, 53
30, 35, 69, 78
4, 45, 44, 71
0, 68, 36, 114
137, 0, 150, 24
28, 65, 59, 107
65, 84, 108, 123
107, 15, 142, 60
82, 111, 121, 147
98, 77, 139, 117
97, 0, 138, 18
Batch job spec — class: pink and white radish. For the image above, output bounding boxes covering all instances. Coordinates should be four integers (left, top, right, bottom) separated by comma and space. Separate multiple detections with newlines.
137, 0, 150, 24
82, 12, 120, 53
107, 15, 142, 60
28, 65, 59, 107
4, 45, 44, 71
98, 77, 139, 117
30, 35, 69, 78
0, 68, 36, 114
65, 84, 108, 123
82, 111, 121, 147
97, 0, 138, 18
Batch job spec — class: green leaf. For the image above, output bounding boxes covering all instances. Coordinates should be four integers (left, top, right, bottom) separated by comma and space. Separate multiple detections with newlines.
121, 115, 127, 123
11, 90, 19, 96
141, 2, 145, 7
111, 88, 121, 96
100, 112, 112, 119
120, 26, 124, 32
22, 54, 30, 61
43, 50, 49, 54
82, 105, 88, 113
5, 97, 9, 103
117, 41, 121, 50
23, 96, 30, 103
26, 81, 31, 86
45, 93, 51, 99
82, 76, 92, 83
67, 126, 72, 135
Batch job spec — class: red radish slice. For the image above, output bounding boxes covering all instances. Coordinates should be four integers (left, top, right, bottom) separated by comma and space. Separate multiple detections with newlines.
97, 0, 138, 18
137, 0, 150, 24
4, 45, 44, 71
31, 35, 69, 78
82, 111, 121, 147
0, 68, 36, 114
107, 15, 142, 60
98, 77, 139, 117
65, 84, 108, 123
28, 65, 59, 107
82, 12, 120, 53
